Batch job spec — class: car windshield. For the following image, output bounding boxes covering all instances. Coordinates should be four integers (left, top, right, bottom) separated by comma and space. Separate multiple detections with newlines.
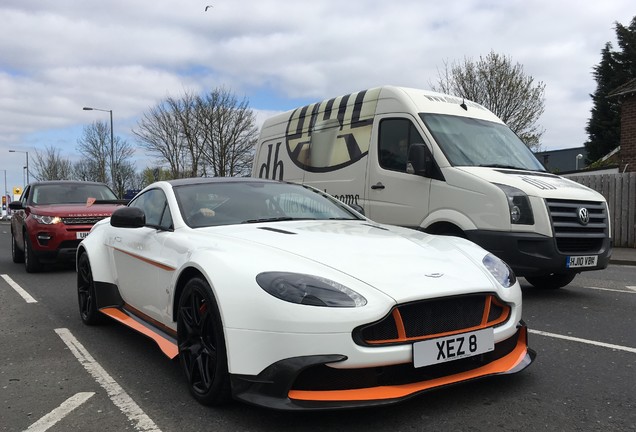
419, 113, 546, 172
174, 181, 363, 228
31, 184, 118, 205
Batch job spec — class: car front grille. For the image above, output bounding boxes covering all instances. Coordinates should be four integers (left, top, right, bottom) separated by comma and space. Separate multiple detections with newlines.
354, 294, 510, 346
545, 199, 608, 254
61, 216, 107, 225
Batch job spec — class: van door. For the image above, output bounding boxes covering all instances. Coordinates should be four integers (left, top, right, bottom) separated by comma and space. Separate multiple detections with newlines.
365, 116, 433, 228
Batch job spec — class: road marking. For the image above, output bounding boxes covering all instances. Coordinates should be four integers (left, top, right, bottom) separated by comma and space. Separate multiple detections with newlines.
1, 274, 37, 303
627, 286, 636, 292
55, 328, 162, 432
24, 392, 94, 432
582, 285, 636, 294
529, 329, 636, 354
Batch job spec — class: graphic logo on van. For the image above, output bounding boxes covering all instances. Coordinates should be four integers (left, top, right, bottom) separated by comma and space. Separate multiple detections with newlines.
577, 207, 590, 225
284, 88, 380, 173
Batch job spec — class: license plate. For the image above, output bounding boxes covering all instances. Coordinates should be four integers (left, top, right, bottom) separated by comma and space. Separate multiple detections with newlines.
566, 255, 598, 268
413, 328, 494, 368
76, 232, 89, 239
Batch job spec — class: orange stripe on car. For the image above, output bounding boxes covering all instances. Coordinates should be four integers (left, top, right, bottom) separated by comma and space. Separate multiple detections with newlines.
100, 307, 178, 359
111, 246, 176, 271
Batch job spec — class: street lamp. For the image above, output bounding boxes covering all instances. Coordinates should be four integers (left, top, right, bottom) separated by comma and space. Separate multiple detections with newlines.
9, 150, 29, 185
576, 153, 583, 171
83, 107, 114, 190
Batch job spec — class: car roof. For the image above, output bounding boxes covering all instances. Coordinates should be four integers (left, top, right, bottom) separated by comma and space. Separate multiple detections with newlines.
28, 180, 109, 187
167, 177, 285, 187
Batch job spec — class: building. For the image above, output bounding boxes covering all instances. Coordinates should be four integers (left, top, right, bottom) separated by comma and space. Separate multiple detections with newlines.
534, 146, 588, 173
608, 77, 636, 173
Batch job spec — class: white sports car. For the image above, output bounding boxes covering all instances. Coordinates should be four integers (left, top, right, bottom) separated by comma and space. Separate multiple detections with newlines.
77, 177, 535, 410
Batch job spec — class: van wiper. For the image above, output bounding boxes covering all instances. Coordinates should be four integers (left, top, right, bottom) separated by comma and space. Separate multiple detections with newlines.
479, 164, 526, 170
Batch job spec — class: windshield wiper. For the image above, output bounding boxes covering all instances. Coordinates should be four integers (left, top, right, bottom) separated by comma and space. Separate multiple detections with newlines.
242, 217, 314, 224
478, 164, 526, 170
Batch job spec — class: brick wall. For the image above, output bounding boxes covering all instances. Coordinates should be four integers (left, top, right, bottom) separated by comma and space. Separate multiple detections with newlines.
620, 96, 636, 173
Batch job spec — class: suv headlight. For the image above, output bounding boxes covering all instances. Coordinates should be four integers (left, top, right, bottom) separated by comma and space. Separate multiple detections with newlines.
494, 183, 534, 225
256, 272, 367, 307
483, 253, 516, 288
32, 214, 62, 225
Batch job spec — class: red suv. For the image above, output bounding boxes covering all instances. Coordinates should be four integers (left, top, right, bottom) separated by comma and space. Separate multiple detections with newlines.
9, 181, 126, 272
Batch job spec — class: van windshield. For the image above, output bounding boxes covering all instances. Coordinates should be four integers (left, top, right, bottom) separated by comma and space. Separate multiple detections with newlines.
419, 113, 546, 172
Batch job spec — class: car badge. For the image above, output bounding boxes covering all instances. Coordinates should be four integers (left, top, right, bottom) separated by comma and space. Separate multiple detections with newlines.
577, 207, 590, 225
425, 272, 444, 278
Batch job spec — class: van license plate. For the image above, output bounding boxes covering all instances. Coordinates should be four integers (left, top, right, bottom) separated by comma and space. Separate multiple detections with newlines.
566, 255, 598, 268
413, 328, 494, 368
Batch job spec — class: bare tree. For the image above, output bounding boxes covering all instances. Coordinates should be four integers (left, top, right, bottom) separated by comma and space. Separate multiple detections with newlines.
76, 120, 110, 183
133, 102, 189, 179
432, 51, 546, 150
133, 86, 258, 179
32, 146, 73, 180
197, 87, 257, 177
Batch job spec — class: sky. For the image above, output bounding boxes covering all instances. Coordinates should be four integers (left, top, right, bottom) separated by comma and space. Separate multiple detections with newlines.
1, 0, 634, 195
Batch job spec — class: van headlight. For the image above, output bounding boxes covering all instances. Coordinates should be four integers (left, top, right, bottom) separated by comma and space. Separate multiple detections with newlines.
483, 253, 516, 288
494, 183, 534, 225
256, 272, 367, 307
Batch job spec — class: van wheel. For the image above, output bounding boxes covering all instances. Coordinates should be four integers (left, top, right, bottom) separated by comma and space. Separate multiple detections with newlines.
526, 273, 576, 289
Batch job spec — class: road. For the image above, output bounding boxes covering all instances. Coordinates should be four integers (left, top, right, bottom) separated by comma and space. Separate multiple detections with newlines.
1, 222, 635, 431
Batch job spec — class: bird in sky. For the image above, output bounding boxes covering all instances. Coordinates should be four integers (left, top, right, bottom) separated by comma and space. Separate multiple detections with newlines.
205, 5, 213, 11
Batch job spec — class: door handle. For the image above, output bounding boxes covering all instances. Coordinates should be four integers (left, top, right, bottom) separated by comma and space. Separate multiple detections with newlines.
371, 182, 385, 190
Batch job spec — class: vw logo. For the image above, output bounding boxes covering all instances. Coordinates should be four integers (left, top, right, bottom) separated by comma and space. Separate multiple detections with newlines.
577, 207, 590, 225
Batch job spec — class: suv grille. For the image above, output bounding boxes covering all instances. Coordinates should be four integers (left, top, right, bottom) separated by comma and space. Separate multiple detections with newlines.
546, 199, 608, 254
61, 216, 107, 225
355, 294, 510, 346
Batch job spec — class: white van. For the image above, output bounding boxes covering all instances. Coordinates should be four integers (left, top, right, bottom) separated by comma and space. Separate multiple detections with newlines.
252, 86, 612, 288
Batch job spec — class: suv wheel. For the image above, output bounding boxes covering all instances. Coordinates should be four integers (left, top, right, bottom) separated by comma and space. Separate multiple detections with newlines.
12, 233, 25, 263
24, 234, 42, 273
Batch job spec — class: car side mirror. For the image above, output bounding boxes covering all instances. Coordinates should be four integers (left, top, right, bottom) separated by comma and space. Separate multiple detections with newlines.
8, 201, 24, 211
110, 207, 145, 228
407, 143, 431, 176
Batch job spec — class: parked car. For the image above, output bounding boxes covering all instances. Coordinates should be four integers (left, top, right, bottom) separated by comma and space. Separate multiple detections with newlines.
9, 181, 126, 272
77, 177, 535, 410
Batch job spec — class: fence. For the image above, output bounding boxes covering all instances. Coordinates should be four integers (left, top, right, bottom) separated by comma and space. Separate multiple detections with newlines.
571, 172, 636, 248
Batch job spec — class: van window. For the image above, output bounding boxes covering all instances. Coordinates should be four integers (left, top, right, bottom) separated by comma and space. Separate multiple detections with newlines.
379, 119, 425, 172
420, 113, 545, 171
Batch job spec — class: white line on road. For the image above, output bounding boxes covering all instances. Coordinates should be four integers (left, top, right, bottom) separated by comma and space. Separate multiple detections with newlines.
55, 328, 162, 432
1, 274, 37, 303
529, 329, 636, 354
582, 285, 636, 294
24, 392, 94, 432
627, 286, 636, 291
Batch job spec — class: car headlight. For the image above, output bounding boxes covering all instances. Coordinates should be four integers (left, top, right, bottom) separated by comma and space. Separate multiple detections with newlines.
32, 214, 62, 225
482, 253, 516, 288
256, 272, 367, 307
494, 183, 534, 225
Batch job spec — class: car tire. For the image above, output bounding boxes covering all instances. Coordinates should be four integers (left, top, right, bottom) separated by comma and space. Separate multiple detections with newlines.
11, 233, 25, 263
526, 273, 576, 289
77, 253, 106, 325
177, 277, 231, 406
24, 234, 42, 273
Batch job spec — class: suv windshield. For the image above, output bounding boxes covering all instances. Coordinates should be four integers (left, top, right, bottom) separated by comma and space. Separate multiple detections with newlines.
31, 184, 118, 205
420, 113, 546, 172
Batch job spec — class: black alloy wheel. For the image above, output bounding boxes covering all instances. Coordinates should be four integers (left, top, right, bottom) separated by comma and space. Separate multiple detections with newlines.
77, 253, 105, 325
177, 277, 231, 406
11, 233, 25, 263
24, 234, 41, 273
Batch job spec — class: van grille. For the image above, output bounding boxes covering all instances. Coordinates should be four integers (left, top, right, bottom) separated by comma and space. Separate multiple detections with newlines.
354, 294, 510, 346
546, 199, 608, 254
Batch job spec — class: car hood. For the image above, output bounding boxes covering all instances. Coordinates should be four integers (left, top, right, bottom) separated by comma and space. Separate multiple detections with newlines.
30, 203, 123, 217
210, 220, 496, 303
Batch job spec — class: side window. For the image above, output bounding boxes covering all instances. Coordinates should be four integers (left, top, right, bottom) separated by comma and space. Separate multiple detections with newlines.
129, 189, 172, 229
378, 119, 426, 173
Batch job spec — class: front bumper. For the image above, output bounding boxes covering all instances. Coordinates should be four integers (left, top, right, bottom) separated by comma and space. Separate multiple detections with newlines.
465, 230, 611, 277
230, 324, 534, 410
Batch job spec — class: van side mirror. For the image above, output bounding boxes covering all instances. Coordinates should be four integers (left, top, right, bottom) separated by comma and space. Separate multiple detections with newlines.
407, 143, 431, 176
